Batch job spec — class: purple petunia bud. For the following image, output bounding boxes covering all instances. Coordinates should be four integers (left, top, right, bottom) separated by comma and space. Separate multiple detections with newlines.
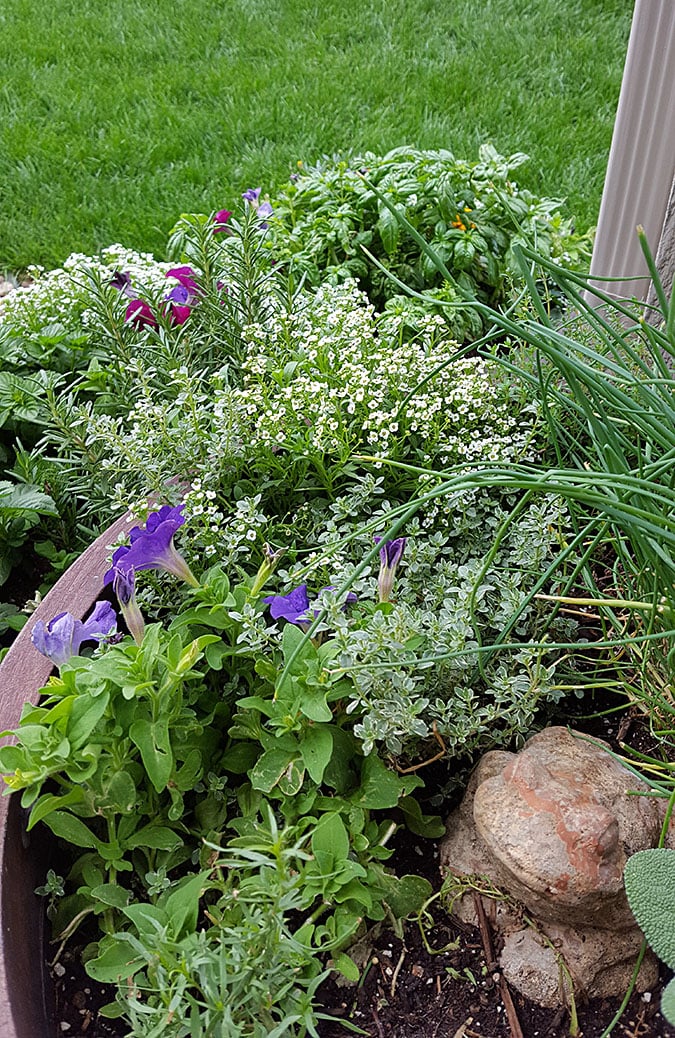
242, 187, 262, 205
374, 536, 406, 603
112, 566, 145, 646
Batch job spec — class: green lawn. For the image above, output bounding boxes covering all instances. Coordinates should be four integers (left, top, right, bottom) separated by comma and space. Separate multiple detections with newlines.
0, 0, 631, 270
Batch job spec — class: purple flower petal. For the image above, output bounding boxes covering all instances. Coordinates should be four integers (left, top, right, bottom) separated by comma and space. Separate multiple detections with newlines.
242, 187, 262, 204
263, 584, 357, 628
257, 201, 273, 220
104, 505, 199, 587
81, 601, 118, 640
374, 536, 406, 570
374, 536, 407, 603
109, 271, 135, 298
112, 566, 145, 645
32, 602, 117, 667
263, 584, 311, 624
165, 285, 191, 305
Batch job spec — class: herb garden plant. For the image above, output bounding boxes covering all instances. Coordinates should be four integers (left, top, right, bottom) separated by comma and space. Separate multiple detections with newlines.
0, 145, 673, 1036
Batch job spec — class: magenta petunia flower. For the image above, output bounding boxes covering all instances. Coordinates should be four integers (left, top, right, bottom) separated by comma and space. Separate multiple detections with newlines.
213, 209, 232, 232
103, 504, 199, 587
125, 299, 158, 330
165, 266, 200, 296
169, 304, 191, 326
374, 536, 407, 603
31, 601, 118, 667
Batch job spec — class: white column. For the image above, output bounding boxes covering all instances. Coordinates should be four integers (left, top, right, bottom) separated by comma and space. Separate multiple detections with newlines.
587, 0, 675, 304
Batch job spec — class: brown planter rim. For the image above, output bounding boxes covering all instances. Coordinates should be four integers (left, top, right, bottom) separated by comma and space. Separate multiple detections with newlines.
0, 510, 140, 1038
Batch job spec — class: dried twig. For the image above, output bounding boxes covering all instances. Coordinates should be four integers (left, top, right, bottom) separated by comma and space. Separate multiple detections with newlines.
394, 722, 447, 774
473, 893, 524, 1038
370, 1005, 385, 1038
390, 945, 407, 998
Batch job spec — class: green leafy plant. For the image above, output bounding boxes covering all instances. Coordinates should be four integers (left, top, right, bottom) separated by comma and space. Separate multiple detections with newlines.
0, 480, 58, 584
624, 848, 675, 1025
265, 145, 591, 339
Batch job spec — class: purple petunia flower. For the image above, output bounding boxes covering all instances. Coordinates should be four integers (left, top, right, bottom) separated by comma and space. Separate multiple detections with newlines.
263, 584, 357, 630
263, 584, 312, 626
109, 271, 135, 298
374, 536, 406, 603
165, 285, 191, 306
111, 566, 145, 646
31, 601, 118, 667
103, 504, 199, 587
213, 209, 232, 232
257, 200, 273, 229
162, 286, 192, 326
242, 187, 262, 205
125, 299, 158, 330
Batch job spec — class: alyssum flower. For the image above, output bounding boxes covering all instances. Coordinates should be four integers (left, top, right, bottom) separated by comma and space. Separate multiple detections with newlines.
31, 601, 118, 667
104, 504, 199, 588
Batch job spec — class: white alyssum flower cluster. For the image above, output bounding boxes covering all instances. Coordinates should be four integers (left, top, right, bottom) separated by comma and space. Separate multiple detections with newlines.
211, 279, 539, 468
0, 245, 170, 337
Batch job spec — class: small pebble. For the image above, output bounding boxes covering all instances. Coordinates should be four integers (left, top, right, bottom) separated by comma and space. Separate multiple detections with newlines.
53, 963, 66, 978
642, 991, 652, 1003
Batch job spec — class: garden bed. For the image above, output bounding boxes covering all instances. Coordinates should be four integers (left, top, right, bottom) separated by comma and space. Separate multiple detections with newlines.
0, 152, 673, 1038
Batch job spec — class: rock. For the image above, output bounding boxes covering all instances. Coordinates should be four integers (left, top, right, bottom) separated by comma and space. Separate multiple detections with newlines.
500, 922, 657, 1008
440, 726, 661, 1005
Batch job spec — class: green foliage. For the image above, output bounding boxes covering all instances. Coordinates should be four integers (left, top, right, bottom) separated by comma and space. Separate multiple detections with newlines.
0, 480, 58, 584
266, 145, 591, 338
3, 564, 439, 1033
624, 848, 675, 1026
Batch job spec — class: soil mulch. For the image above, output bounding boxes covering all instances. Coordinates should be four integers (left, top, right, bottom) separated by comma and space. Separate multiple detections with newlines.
315, 832, 675, 1038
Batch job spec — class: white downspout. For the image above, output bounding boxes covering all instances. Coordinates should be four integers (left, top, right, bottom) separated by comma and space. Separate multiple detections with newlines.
586, 0, 675, 305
